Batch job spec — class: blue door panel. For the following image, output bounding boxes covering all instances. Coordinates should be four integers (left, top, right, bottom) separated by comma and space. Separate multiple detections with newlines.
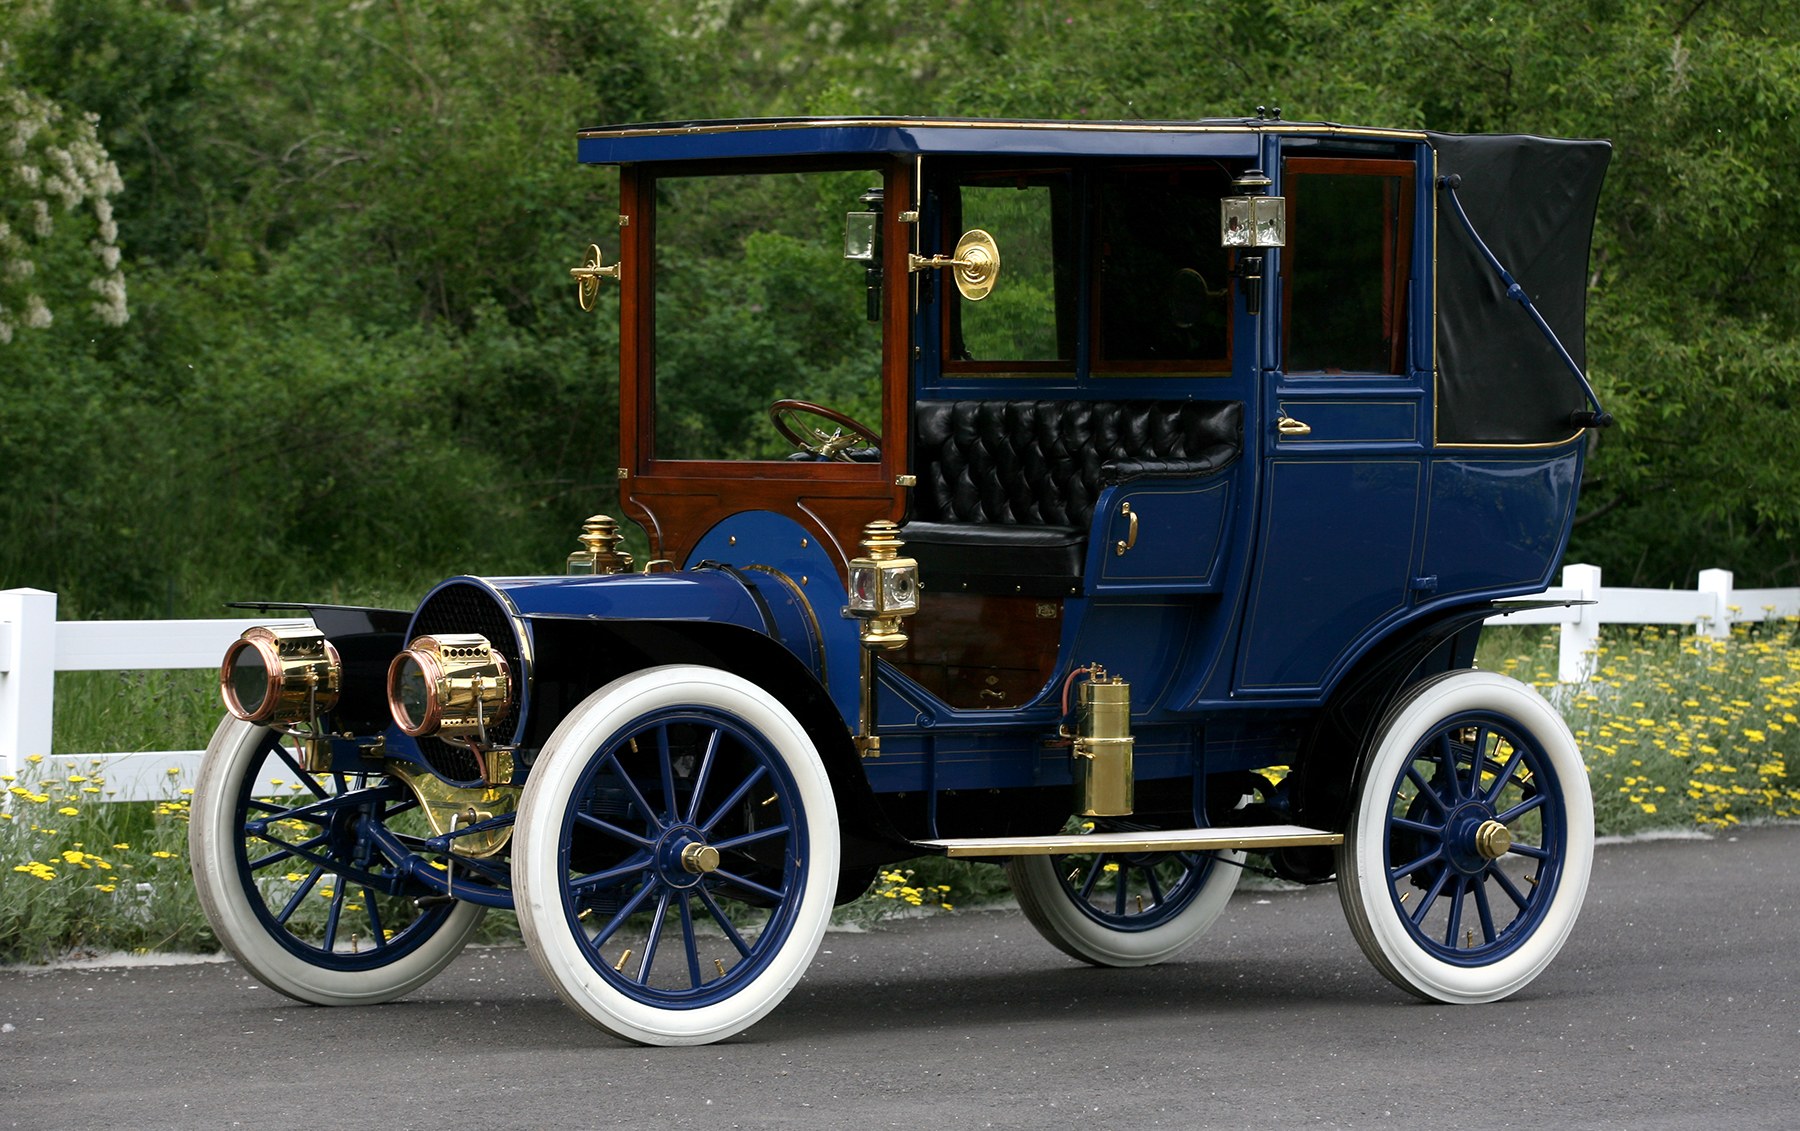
1235, 459, 1422, 691
1421, 452, 1581, 599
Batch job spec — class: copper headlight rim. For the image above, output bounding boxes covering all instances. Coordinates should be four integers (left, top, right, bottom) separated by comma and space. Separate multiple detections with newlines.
220, 631, 342, 725
386, 644, 514, 740
388, 646, 447, 738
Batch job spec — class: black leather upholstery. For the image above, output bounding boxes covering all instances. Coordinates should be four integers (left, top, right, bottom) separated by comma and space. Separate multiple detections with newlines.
903, 399, 1241, 595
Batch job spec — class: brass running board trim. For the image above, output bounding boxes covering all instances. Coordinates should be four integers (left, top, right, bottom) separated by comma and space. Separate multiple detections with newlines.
917, 823, 1342, 859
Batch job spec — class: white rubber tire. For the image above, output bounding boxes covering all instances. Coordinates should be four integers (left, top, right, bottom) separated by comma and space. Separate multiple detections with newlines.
1008, 848, 1242, 967
1338, 671, 1593, 1004
512, 665, 839, 1046
189, 716, 486, 1006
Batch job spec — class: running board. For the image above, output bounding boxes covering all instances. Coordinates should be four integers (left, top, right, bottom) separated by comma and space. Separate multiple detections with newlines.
916, 823, 1343, 859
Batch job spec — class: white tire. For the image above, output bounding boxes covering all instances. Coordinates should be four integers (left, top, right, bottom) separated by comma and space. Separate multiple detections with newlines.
513, 665, 839, 1046
1338, 671, 1593, 1003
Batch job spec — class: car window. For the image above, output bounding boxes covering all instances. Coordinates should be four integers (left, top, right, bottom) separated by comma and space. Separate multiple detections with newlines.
1282, 157, 1415, 375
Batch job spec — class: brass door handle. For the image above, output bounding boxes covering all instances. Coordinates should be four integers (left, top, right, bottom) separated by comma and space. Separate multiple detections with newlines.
1114, 502, 1139, 556
1277, 412, 1312, 437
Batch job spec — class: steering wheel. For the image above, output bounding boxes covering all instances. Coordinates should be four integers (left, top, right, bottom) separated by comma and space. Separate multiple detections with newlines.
769, 399, 882, 461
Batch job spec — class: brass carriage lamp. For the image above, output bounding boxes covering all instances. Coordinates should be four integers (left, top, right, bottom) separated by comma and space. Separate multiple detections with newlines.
847, 520, 918, 759
1221, 169, 1284, 316
1220, 169, 1286, 248
846, 520, 919, 649
844, 187, 884, 321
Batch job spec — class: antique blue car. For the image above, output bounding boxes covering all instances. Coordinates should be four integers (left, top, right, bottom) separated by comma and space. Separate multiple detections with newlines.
190, 114, 1611, 1045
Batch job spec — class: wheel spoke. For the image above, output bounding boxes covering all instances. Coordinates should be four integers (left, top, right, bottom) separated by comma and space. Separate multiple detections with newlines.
684, 729, 723, 826
695, 886, 754, 957
1465, 726, 1489, 797
1483, 743, 1524, 804
586, 877, 658, 950
1495, 794, 1546, 825
655, 725, 679, 826
247, 831, 329, 872
1077, 855, 1106, 900
1405, 766, 1449, 813
678, 893, 703, 990
362, 885, 386, 950
708, 823, 790, 853
1145, 865, 1166, 909
608, 750, 667, 836
274, 865, 325, 925
1391, 816, 1442, 838
1435, 733, 1464, 801
323, 877, 348, 950
1508, 841, 1551, 861
573, 811, 657, 851
1472, 874, 1498, 944
1389, 844, 1444, 883
569, 856, 654, 894
698, 765, 770, 837
1113, 866, 1129, 916
634, 888, 674, 985
269, 742, 327, 800
1488, 863, 1531, 911
710, 867, 785, 904
1442, 876, 1465, 948
1409, 867, 1451, 926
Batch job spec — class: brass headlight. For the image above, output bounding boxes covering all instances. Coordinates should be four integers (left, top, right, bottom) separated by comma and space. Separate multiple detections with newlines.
220, 624, 341, 725
387, 633, 513, 741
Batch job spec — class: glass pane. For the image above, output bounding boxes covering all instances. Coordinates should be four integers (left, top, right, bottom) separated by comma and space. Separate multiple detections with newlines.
950, 181, 1073, 363
1097, 169, 1234, 364
1286, 173, 1406, 373
653, 169, 884, 461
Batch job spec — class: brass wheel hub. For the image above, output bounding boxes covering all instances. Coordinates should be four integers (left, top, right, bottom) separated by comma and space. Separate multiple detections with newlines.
1474, 819, 1512, 861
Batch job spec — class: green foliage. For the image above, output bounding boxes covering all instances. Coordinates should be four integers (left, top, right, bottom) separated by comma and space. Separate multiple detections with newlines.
3, 0, 1799, 623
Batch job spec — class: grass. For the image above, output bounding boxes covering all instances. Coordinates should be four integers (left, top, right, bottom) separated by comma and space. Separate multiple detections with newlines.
6, 620, 1798, 964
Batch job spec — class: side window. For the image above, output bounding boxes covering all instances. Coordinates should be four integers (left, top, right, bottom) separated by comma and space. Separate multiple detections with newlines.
1095, 167, 1234, 371
1282, 158, 1415, 374
944, 173, 1075, 368
651, 167, 884, 461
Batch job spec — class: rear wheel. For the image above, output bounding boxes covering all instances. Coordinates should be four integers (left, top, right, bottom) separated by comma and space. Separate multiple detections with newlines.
1338, 671, 1592, 1003
512, 665, 839, 1046
1007, 836, 1241, 967
189, 717, 485, 1005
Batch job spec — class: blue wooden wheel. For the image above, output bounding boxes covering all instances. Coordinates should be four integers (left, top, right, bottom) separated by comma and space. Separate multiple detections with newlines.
190, 719, 485, 1004
514, 666, 838, 1045
1340, 671, 1593, 1002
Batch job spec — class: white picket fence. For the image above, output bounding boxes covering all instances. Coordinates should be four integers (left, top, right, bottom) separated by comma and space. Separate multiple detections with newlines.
6, 567, 1800, 802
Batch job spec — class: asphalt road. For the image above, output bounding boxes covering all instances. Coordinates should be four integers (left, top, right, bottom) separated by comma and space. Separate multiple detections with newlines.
3, 826, 1797, 1130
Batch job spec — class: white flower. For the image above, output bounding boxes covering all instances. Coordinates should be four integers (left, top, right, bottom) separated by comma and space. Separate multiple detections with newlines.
23, 293, 50, 328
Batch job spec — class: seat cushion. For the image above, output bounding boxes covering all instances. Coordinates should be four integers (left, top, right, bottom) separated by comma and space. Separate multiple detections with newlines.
900, 521, 1086, 597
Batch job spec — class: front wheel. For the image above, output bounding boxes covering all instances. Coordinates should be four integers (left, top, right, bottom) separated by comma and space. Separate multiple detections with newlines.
512, 666, 839, 1046
1338, 671, 1593, 1004
189, 717, 485, 1005
1007, 840, 1241, 968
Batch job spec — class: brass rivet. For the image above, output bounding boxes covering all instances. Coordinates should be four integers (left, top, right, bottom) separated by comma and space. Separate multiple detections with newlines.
729, 535, 737, 545
714, 958, 726, 977
613, 948, 633, 972
801, 538, 809, 548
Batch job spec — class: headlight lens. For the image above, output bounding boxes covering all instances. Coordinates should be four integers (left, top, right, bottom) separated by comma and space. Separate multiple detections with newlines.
219, 624, 341, 725
387, 633, 513, 741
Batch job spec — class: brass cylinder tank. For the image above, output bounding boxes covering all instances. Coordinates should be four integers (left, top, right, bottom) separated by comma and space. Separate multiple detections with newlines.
1073, 671, 1134, 817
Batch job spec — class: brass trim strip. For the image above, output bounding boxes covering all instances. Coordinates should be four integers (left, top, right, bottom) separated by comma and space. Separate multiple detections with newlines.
918, 823, 1342, 858
579, 118, 1427, 143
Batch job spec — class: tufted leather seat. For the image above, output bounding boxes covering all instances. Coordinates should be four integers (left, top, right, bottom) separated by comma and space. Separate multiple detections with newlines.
903, 399, 1241, 595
